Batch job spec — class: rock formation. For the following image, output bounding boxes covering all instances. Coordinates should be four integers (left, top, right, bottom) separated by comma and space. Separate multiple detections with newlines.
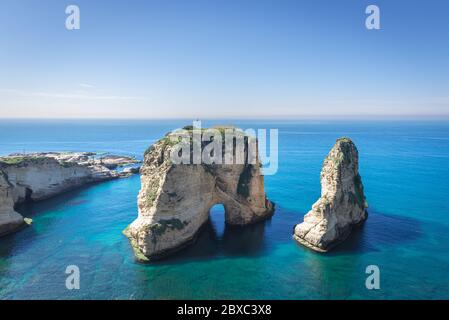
124, 127, 274, 261
0, 171, 23, 236
0, 152, 140, 236
293, 137, 368, 252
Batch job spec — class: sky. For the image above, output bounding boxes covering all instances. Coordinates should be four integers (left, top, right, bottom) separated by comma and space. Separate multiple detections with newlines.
0, 0, 448, 119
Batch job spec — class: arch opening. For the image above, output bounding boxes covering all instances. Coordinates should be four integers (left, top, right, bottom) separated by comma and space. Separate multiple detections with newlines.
208, 203, 226, 238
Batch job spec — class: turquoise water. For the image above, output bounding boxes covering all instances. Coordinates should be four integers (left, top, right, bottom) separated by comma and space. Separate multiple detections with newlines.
1, 120, 449, 299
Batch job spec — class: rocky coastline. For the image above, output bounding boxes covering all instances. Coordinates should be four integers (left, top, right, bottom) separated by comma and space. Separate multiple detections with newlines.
0, 152, 140, 236
0, 133, 370, 259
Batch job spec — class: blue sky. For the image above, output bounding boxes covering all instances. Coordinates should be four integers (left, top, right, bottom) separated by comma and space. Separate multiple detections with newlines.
0, 0, 448, 119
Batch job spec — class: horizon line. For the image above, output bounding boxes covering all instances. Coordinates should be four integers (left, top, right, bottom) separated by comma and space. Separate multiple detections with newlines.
1, 114, 449, 121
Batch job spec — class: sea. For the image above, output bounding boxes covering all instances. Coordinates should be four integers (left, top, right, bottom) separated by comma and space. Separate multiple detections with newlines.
0, 119, 448, 299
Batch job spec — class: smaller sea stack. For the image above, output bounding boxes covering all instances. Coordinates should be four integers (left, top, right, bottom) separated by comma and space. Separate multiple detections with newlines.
293, 137, 368, 252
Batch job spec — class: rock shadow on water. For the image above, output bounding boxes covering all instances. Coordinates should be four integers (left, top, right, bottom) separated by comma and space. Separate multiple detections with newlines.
323, 210, 423, 256
149, 217, 271, 266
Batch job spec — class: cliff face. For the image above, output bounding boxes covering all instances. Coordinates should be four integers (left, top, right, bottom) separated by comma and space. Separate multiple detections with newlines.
0, 152, 140, 236
0, 171, 23, 236
293, 138, 368, 252
124, 128, 274, 261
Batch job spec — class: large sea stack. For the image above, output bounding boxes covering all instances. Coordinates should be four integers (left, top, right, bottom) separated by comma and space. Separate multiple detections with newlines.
124, 127, 274, 261
293, 138, 368, 252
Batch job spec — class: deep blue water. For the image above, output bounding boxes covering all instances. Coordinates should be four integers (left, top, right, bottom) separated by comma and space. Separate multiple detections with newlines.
1, 119, 449, 299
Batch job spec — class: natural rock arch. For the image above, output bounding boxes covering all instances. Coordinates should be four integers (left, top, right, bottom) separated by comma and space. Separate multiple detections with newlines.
124, 127, 275, 261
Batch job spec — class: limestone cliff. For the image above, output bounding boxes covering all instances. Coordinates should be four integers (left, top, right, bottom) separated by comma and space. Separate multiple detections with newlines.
293, 138, 368, 252
0, 171, 23, 236
124, 127, 274, 261
0, 152, 140, 236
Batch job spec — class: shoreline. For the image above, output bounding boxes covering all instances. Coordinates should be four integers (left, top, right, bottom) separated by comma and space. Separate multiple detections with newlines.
0, 152, 141, 237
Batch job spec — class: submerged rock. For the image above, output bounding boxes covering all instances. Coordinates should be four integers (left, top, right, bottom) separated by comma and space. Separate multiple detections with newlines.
124, 127, 274, 261
0, 152, 140, 236
293, 137, 368, 252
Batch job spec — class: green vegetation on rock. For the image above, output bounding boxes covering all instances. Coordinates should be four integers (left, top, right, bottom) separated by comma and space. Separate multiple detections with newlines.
148, 218, 189, 244
237, 164, 252, 198
353, 174, 368, 208
0, 156, 26, 165
336, 137, 352, 144
0, 156, 48, 166
146, 189, 158, 206
122, 226, 150, 262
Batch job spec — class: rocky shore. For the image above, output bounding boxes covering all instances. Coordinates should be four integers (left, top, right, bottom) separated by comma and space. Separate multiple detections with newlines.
0, 152, 140, 236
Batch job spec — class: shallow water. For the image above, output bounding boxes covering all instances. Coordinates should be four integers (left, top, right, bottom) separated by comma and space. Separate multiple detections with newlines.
0, 120, 448, 299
